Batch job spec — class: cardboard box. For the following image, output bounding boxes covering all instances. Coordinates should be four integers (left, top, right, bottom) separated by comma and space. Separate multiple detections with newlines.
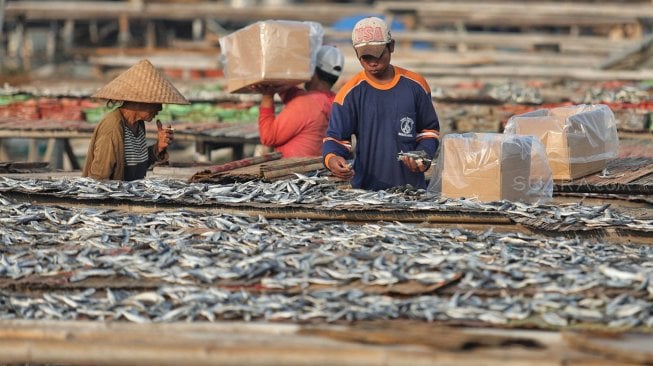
219, 20, 321, 94
505, 104, 618, 181
440, 133, 535, 202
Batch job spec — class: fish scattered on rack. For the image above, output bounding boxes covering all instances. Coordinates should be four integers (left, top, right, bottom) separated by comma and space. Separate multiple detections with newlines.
0, 193, 651, 329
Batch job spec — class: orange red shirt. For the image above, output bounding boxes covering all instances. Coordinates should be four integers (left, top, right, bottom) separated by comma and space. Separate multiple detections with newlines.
258, 87, 335, 157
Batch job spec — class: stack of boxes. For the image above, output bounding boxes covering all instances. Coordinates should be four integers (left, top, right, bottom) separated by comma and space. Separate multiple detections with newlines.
504, 104, 619, 181
435, 104, 618, 202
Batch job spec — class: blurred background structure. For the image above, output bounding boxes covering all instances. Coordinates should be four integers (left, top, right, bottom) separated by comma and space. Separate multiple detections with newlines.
3, 0, 653, 80
1, 0, 653, 168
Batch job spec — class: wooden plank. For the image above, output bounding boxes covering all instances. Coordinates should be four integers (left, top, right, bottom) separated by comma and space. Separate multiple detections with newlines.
0, 319, 637, 366
145, 2, 369, 23
262, 162, 325, 179
326, 29, 636, 55
89, 54, 220, 71
556, 157, 653, 194
601, 34, 653, 69
388, 49, 604, 68
377, 1, 653, 26
410, 65, 653, 81
562, 331, 653, 365
5, 1, 133, 20
0, 161, 49, 173
5, 1, 370, 24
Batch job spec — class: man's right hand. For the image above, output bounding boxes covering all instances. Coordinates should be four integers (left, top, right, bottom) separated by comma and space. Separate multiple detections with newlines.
327, 155, 354, 180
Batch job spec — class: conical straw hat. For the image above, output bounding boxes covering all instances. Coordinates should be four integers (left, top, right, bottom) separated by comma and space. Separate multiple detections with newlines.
92, 59, 190, 105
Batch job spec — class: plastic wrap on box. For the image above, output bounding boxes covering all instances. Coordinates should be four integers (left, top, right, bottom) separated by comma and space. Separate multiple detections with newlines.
219, 20, 324, 94
428, 133, 553, 203
504, 104, 619, 180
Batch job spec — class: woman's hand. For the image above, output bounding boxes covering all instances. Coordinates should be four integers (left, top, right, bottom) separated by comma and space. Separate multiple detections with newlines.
156, 120, 174, 154
249, 84, 277, 109
247, 83, 277, 95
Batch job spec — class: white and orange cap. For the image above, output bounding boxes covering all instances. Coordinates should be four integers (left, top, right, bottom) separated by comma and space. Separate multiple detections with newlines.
351, 17, 391, 58
316, 45, 344, 78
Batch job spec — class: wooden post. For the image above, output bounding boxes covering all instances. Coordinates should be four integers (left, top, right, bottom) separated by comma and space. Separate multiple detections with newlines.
455, 20, 468, 52
44, 138, 63, 170
8, 16, 25, 69
43, 139, 79, 171
0, 0, 6, 60
570, 24, 580, 37
192, 18, 203, 42
0, 139, 9, 161
27, 139, 39, 162
145, 21, 155, 50
89, 20, 99, 44
118, 14, 130, 48
21, 27, 31, 71
62, 19, 74, 52
232, 144, 244, 161
63, 139, 80, 170
46, 21, 57, 64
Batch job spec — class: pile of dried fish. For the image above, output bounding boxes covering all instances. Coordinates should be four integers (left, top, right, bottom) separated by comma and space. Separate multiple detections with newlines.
578, 85, 650, 104
482, 82, 543, 104
1, 82, 259, 103
0, 194, 651, 329
0, 177, 651, 233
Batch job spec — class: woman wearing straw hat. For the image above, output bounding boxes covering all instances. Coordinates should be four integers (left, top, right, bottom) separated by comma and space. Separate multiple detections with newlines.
83, 59, 189, 181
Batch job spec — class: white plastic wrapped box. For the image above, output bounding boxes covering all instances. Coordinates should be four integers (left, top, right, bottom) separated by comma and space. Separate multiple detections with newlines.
428, 133, 553, 203
504, 104, 619, 181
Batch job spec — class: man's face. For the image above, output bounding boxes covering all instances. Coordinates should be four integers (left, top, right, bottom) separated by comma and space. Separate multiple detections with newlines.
358, 42, 393, 77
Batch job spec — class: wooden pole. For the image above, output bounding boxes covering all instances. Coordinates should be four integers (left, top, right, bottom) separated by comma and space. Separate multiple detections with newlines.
145, 20, 155, 50
46, 21, 57, 63
0, 139, 9, 161
89, 20, 99, 44
8, 15, 24, 69
62, 19, 74, 52
192, 18, 202, 42
27, 139, 39, 162
118, 13, 130, 48
0, 0, 6, 61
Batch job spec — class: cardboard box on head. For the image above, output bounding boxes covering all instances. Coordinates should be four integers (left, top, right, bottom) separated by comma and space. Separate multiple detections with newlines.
432, 133, 552, 203
505, 104, 619, 181
219, 20, 324, 94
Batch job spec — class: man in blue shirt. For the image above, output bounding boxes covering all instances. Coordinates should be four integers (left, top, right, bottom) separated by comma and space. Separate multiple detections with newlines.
322, 17, 440, 190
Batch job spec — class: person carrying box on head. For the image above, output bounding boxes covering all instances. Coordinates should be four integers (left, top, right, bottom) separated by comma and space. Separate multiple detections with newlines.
251, 44, 345, 157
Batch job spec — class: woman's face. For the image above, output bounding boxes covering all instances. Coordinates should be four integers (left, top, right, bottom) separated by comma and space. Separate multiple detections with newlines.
125, 102, 162, 122
139, 103, 162, 122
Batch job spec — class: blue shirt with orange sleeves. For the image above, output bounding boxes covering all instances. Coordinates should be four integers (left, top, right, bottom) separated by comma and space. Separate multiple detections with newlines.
322, 66, 440, 190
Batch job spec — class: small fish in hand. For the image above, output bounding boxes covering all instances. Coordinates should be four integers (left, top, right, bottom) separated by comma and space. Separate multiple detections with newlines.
397, 150, 431, 165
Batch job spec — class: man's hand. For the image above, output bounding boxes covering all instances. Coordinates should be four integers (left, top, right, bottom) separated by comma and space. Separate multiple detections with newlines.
327, 155, 354, 180
156, 120, 174, 154
400, 155, 430, 173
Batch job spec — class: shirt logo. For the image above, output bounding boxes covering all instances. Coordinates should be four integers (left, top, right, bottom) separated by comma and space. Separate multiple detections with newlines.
399, 117, 414, 137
